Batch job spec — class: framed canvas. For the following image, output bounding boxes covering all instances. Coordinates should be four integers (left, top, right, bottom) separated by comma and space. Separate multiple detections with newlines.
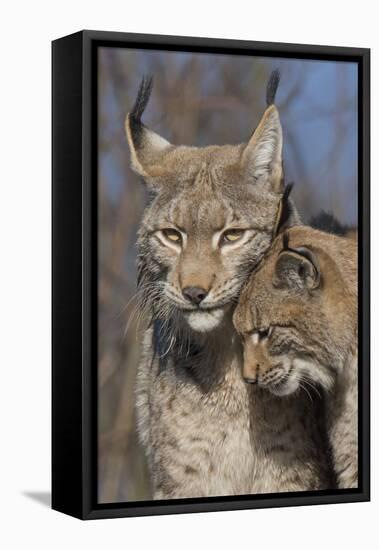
52, 30, 370, 520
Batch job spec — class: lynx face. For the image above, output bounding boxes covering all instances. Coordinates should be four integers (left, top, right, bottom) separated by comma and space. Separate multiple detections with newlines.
233, 226, 357, 394
137, 155, 283, 332
126, 76, 290, 333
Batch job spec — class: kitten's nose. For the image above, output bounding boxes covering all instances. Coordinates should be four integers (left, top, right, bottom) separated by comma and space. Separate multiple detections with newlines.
182, 286, 208, 305
243, 363, 260, 384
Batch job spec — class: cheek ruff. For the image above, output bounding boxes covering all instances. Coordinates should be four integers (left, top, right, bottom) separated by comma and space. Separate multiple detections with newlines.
265, 362, 300, 396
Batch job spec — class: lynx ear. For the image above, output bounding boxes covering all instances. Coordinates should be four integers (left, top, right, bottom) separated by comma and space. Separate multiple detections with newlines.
241, 104, 283, 193
125, 76, 172, 179
274, 247, 320, 290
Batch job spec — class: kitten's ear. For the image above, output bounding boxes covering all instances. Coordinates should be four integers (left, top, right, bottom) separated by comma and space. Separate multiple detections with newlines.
274, 247, 320, 290
241, 104, 283, 193
125, 76, 172, 180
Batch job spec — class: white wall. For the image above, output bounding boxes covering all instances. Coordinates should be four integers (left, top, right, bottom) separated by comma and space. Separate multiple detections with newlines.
0, 1, 376, 548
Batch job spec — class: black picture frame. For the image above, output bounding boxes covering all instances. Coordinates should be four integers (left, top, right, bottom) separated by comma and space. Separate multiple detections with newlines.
52, 30, 370, 520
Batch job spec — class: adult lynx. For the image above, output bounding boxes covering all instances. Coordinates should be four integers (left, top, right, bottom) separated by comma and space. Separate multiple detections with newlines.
125, 73, 305, 498
233, 226, 358, 489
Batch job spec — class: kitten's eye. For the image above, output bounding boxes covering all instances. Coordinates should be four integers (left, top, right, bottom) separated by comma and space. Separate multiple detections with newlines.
259, 327, 269, 339
256, 327, 273, 340
221, 229, 245, 244
162, 228, 182, 244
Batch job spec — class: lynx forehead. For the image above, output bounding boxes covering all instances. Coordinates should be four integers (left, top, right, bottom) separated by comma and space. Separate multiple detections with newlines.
126, 74, 297, 333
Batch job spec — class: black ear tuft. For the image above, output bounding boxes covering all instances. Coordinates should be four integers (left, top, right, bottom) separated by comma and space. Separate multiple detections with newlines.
279, 182, 293, 229
266, 69, 281, 106
282, 231, 290, 250
130, 75, 154, 123
129, 75, 153, 148
282, 181, 293, 202
274, 182, 294, 236
309, 210, 352, 236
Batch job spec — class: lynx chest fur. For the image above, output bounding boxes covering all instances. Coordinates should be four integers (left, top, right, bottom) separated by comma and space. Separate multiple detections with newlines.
136, 327, 255, 498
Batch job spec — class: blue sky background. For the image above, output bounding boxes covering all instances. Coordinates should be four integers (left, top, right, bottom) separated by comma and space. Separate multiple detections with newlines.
99, 48, 358, 223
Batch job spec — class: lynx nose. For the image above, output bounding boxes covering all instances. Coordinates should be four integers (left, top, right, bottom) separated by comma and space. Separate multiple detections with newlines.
182, 286, 208, 305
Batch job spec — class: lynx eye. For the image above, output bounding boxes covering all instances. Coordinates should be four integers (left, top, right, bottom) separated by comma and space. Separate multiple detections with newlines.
221, 229, 245, 244
161, 228, 182, 244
